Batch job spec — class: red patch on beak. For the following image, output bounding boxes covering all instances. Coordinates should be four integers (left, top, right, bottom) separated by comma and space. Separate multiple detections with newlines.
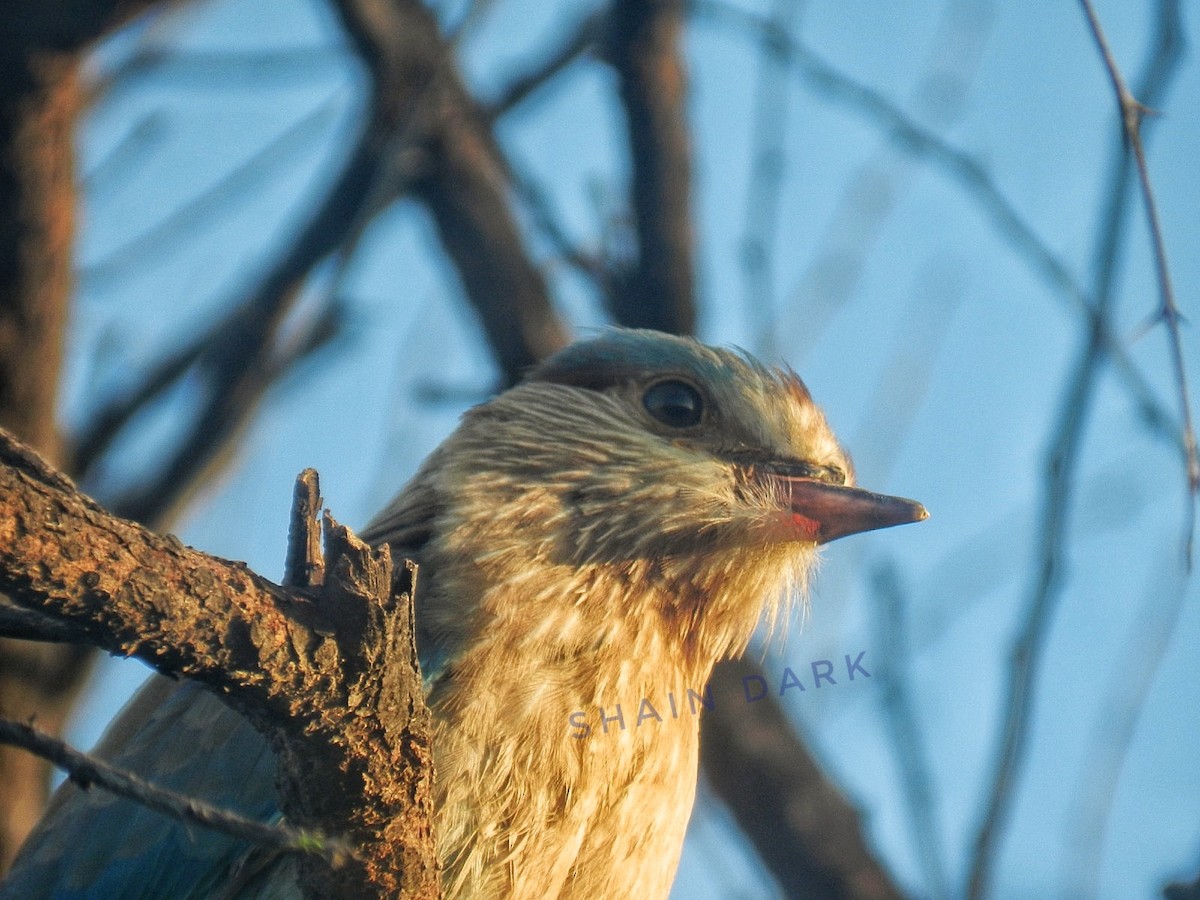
789, 512, 822, 542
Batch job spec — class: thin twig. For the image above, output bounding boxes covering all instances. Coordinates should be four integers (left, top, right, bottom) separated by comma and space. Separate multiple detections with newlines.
966, 3, 1184, 896
485, 8, 604, 119
871, 560, 950, 900
345, 0, 569, 384
691, 0, 1176, 440
0, 719, 352, 866
509, 163, 608, 285
79, 99, 342, 290
1078, 0, 1198, 564
72, 291, 339, 484
692, 0, 1080, 297
81, 113, 168, 197
0, 606, 88, 644
87, 47, 347, 107
81, 0, 566, 529
853, 259, 967, 479
71, 328, 213, 478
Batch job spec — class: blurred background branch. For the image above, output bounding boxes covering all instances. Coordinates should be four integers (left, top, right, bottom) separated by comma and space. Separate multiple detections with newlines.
967, 3, 1184, 896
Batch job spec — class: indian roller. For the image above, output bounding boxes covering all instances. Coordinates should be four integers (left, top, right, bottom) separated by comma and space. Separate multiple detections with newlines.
2, 329, 926, 898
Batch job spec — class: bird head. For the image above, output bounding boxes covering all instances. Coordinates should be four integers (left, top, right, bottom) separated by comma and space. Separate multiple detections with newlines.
368, 329, 926, 672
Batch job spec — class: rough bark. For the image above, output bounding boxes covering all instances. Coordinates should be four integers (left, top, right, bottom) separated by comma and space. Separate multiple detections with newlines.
0, 433, 438, 898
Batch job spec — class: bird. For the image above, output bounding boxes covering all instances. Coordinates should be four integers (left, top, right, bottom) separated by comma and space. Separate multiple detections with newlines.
2, 329, 926, 899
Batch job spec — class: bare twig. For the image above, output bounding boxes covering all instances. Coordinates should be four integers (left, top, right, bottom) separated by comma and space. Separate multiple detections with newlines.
508, 163, 609, 286
79, 99, 341, 291
0, 606, 87, 644
761, 0, 990, 361
72, 287, 340, 489
871, 560, 950, 900
71, 323, 214, 479
964, 116, 1126, 900
87, 47, 347, 107
966, 3, 1184, 896
853, 258, 967, 478
691, 0, 1175, 438
474, 14, 615, 294
0, 719, 350, 866
81, 112, 168, 198
485, 8, 605, 118
1078, 0, 1198, 563
335, 0, 568, 383
78, 0, 570, 525
692, 0, 1080, 302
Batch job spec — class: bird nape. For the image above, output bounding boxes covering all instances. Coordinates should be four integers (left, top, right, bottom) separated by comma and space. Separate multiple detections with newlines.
1, 329, 926, 900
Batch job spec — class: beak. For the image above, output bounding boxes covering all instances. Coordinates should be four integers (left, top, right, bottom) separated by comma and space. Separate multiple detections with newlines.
774, 476, 928, 544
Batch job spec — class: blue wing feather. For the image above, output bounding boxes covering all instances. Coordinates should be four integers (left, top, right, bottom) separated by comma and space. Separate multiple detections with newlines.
0, 680, 278, 899
3, 629, 444, 899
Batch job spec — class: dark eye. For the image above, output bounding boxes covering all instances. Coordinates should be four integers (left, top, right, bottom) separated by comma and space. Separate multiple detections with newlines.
643, 380, 704, 428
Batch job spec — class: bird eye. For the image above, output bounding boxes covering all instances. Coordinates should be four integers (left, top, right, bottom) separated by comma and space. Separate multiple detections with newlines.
643, 380, 704, 428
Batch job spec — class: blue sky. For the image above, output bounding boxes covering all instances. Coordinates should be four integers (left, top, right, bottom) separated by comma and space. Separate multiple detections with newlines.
60, 0, 1200, 896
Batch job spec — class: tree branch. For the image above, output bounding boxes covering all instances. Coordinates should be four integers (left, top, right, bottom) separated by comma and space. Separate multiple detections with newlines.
0, 719, 351, 866
332, 0, 569, 385
79, 99, 339, 292
0, 606, 87, 644
76, 0, 572, 522
486, 8, 604, 119
1077, 0, 1197, 562
0, 431, 438, 899
0, 26, 92, 869
1062, 559, 1189, 896
700, 656, 904, 900
738, 0, 800, 359
606, 0, 697, 334
966, 3, 1185, 896
692, 0, 1176, 443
